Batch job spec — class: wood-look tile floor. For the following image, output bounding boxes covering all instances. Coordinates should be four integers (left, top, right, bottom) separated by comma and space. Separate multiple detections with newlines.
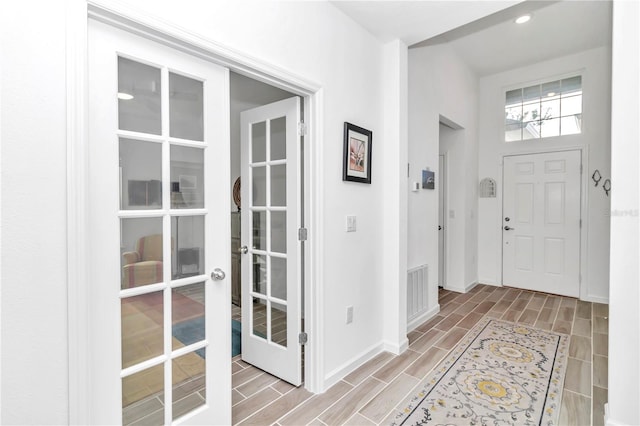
232, 284, 608, 425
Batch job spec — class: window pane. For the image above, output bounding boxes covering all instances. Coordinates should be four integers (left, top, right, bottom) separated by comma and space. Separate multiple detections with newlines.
522, 85, 540, 102
169, 73, 204, 141
252, 211, 266, 250
118, 57, 161, 135
270, 117, 287, 161
541, 80, 561, 98
171, 145, 204, 209
561, 76, 582, 96
171, 216, 204, 279
540, 98, 560, 120
122, 364, 164, 426
252, 122, 266, 163
252, 300, 267, 340
561, 115, 582, 135
121, 218, 164, 289
505, 105, 523, 124
120, 139, 162, 210
172, 351, 206, 420
505, 88, 522, 105
540, 118, 560, 138
271, 164, 287, 207
271, 257, 287, 300
252, 166, 266, 207
121, 292, 164, 369
561, 95, 582, 117
522, 122, 540, 140
271, 211, 287, 253
523, 101, 541, 122
271, 302, 287, 348
505, 123, 522, 142
172, 283, 205, 350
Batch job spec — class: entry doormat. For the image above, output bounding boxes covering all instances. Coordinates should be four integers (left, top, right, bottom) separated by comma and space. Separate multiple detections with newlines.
391, 318, 569, 425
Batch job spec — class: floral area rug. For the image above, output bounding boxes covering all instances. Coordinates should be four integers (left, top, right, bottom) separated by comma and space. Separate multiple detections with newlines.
391, 318, 570, 425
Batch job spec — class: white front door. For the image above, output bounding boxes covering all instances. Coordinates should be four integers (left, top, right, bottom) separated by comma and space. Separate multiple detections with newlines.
240, 97, 303, 386
88, 20, 230, 424
502, 150, 581, 297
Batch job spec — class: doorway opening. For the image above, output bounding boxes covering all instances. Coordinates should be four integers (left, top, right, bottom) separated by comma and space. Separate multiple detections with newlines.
438, 116, 463, 290
229, 72, 306, 386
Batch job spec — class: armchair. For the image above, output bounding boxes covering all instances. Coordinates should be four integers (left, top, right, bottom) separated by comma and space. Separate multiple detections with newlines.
122, 234, 164, 288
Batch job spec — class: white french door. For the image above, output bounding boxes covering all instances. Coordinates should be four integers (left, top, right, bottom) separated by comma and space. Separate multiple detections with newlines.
502, 150, 581, 297
240, 97, 303, 386
88, 20, 230, 424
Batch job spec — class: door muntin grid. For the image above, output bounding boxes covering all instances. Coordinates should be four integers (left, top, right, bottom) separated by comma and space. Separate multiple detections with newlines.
249, 117, 289, 348
117, 55, 210, 424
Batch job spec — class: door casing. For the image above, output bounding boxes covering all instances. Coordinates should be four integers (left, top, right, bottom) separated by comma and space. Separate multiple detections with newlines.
68, 3, 323, 423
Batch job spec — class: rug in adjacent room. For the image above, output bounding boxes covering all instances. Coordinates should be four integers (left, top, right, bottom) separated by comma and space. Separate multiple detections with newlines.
172, 318, 242, 358
232, 319, 241, 357
391, 318, 570, 426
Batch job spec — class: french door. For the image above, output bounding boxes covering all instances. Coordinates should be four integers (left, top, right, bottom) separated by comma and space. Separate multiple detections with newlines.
502, 150, 581, 297
88, 20, 230, 424
240, 97, 303, 386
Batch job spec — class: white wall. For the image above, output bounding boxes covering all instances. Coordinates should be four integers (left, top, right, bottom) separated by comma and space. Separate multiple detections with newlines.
477, 47, 612, 303
408, 44, 479, 299
1, 2, 70, 424
607, 1, 640, 424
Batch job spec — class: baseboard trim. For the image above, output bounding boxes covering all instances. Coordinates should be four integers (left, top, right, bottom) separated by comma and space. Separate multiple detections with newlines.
583, 294, 609, 304
604, 403, 627, 426
478, 278, 499, 286
407, 304, 440, 333
465, 281, 478, 292
383, 337, 409, 355
323, 342, 384, 390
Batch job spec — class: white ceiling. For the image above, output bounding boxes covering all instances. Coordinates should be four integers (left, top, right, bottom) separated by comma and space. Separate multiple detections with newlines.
331, 0, 612, 76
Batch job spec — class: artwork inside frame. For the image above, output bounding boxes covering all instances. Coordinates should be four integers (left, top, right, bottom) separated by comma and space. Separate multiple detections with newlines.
422, 170, 435, 189
342, 122, 373, 184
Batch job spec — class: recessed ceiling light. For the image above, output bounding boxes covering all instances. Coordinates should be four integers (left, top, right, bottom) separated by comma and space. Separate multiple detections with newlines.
117, 92, 134, 100
515, 14, 532, 24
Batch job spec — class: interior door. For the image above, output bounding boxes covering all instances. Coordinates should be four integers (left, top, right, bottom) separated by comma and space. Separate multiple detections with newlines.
88, 20, 230, 425
502, 150, 581, 297
240, 97, 302, 386
438, 154, 446, 288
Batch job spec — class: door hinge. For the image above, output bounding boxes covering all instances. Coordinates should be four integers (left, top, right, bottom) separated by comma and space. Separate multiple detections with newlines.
580, 164, 583, 174
298, 228, 308, 241
579, 219, 582, 228
297, 121, 307, 136
298, 332, 308, 345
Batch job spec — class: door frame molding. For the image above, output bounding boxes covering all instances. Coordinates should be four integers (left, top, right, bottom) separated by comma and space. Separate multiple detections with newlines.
67, 1, 324, 423
499, 147, 588, 301
438, 153, 448, 289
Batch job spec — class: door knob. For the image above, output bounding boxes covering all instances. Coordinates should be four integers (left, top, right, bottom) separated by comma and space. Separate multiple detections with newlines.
238, 245, 248, 254
504, 226, 515, 231
211, 268, 226, 280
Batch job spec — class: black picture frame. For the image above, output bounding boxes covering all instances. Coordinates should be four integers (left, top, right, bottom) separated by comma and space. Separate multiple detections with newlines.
342, 122, 372, 184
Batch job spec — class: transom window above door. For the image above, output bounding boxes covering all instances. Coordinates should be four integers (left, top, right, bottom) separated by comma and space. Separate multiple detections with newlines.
505, 76, 582, 142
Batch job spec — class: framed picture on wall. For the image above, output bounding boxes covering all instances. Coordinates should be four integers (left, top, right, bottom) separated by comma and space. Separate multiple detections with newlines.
342, 122, 373, 184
